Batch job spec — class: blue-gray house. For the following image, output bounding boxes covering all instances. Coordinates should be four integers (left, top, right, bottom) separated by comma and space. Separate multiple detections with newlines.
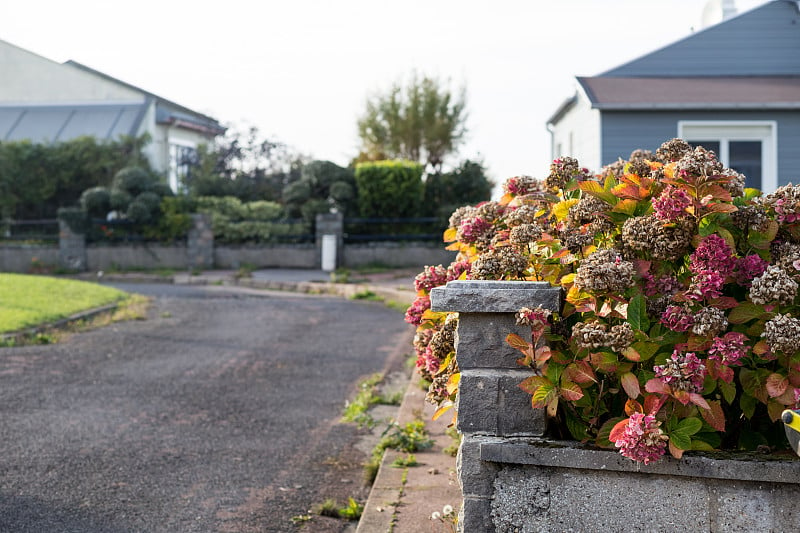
547, 0, 800, 192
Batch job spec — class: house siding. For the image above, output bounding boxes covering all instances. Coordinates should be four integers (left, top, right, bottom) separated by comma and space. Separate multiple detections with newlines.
600, 110, 800, 188
550, 91, 601, 170
603, 1, 800, 77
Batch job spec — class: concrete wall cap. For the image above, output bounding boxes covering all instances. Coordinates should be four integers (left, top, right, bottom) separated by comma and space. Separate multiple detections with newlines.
430, 280, 561, 313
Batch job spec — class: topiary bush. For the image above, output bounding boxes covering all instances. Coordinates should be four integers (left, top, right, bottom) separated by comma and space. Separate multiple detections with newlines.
354, 160, 423, 218
410, 138, 800, 464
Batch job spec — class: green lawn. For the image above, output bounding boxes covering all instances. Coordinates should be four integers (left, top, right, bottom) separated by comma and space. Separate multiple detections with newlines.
0, 274, 127, 333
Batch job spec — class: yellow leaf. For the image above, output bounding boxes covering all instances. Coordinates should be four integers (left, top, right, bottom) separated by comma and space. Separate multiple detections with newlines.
443, 227, 458, 242
432, 402, 454, 421
445, 372, 461, 395
552, 198, 579, 221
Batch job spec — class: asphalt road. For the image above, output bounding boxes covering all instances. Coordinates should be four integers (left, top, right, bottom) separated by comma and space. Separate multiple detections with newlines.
0, 283, 413, 532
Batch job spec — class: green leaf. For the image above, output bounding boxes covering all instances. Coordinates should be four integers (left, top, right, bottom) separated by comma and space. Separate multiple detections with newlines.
693, 431, 722, 449
740, 393, 757, 419
627, 294, 649, 332
719, 378, 736, 405
595, 417, 624, 448
630, 341, 659, 361
669, 431, 691, 451
728, 302, 767, 324
690, 439, 716, 451
564, 409, 590, 441
676, 417, 703, 436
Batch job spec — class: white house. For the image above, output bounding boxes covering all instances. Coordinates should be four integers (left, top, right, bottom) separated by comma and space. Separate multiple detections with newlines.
0, 38, 225, 191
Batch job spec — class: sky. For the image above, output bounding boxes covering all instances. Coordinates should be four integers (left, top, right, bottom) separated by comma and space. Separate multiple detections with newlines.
0, 0, 770, 188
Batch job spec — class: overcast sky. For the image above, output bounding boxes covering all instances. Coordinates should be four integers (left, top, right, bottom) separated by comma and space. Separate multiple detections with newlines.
1, 0, 769, 186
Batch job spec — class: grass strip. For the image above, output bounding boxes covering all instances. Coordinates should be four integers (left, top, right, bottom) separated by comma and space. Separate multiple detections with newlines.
0, 274, 127, 333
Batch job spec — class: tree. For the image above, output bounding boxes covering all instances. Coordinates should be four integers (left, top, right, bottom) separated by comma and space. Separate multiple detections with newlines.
183, 126, 304, 202
357, 73, 467, 172
354, 160, 423, 219
423, 159, 494, 218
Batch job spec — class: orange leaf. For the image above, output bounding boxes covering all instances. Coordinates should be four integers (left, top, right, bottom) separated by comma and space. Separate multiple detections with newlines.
432, 402, 454, 421
506, 333, 532, 354
700, 399, 726, 432
608, 418, 629, 444
445, 372, 461, 396
753, 340, 770, 355
519, 375, 551, 395
443, 226, 458, 242
621, 346, 641, 362
624, 398, 643, 416
546, 397, 559, 417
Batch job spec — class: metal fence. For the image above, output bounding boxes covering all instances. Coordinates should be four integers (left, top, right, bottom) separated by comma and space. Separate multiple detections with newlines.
343, 217, 445, 243
0, 219, 59, 244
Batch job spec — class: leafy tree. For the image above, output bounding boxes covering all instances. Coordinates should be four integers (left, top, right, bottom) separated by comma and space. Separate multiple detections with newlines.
183, 126, 304, 202
357, 73, 467, 172
423, 159, 494, 218
0, 134, 151, 219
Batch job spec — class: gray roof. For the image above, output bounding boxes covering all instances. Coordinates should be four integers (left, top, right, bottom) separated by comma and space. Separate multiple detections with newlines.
577, 76, 800, 110
65, 61, 226, 135
0, 102, 148, 143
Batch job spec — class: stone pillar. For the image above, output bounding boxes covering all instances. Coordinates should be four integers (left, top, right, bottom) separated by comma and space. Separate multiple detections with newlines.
315, 212, 344, 271
430, 280, 561, 532
58, 219, 87, 272
187, 214, 214, 270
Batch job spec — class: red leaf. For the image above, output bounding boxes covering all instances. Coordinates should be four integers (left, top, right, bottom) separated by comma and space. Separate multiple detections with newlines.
534, 346, 553, 367
608, 418, 629, 444
645, 378, 669, 395
564, 361, 597, 384
689, 393, 710, 410
644, 394, 665, 415
559, 381, 584, 402
700, 399, 726, 432
765, 373, 789, 398
620, 372, 641, 399
753, 340, 770, 355
708, 297, 738, 310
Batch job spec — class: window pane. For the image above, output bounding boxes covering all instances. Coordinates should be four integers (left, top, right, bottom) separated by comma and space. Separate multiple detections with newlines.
688, 140, 721, 158
729, 141, 761, 190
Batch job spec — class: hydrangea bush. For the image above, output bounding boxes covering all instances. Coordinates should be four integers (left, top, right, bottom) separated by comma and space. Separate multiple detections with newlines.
406, 138, 800, 464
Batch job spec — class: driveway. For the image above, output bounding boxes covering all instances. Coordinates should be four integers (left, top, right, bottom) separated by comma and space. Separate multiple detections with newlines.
0, 284, 412, 532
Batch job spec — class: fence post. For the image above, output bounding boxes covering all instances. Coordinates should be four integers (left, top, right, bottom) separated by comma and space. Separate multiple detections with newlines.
187, 214, 214, 270
430, 280, 561, 532
58, 220, 87, 272
315, 212, 343, 271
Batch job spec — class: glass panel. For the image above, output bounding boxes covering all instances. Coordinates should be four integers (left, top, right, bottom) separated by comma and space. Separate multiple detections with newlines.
688, 140, 721, 158
729, 141, 761, 190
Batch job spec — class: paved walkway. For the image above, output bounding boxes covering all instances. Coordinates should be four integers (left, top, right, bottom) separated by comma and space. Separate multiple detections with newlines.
93, 266, 460, 532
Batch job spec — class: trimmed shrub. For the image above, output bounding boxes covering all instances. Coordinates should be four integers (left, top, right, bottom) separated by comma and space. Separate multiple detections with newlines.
354, 160, 423, 218
80, 187, 111, 217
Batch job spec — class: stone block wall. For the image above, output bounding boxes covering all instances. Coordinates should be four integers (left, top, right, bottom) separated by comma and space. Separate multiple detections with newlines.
430, 280, 800, 532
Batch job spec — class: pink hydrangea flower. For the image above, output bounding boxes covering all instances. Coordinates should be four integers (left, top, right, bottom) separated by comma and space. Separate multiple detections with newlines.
414, 265, 449, 293
643, 274, 682, 298
653, 351, 706, 394
689, 234, 736, 277
613, 413, 668, 465
416, 346, 441, 375
708, 332, 749, 367
686, 270, 726, 301
457, 217, 491, 243
653, 185, 691, 221
660, 305, 694, 332
404, 295, 431, 326
446, 260, 471, 281
733, 254, 769, 287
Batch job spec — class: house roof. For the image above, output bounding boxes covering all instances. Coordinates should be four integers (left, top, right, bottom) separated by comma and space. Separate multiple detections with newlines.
0, 102, 148, 142
576, 76, 800, 110
64, 60, 226, 135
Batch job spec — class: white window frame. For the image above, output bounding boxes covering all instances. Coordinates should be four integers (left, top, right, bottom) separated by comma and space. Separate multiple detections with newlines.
677, 121, 777, 193
168, 139, 197, 193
